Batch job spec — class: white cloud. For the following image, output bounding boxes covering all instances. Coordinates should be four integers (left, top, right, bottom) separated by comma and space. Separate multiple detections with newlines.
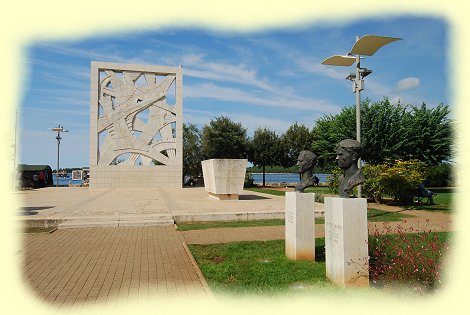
396, 77, 420, 91
363, 79, 393, 97
178, 53, 320, 102
185, 83, 339, 113
296, 57, 349, 80
182, 57, 285, 96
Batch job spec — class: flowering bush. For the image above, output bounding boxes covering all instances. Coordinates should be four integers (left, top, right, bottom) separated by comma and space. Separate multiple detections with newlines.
362, 163, 388, 203
368, 221, 450, 293
362, 159, 425, 204
327, 159, 425, 203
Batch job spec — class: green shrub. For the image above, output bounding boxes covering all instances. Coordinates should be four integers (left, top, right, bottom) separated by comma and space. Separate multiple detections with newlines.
362, 159, 426, 204
362, 164, 388, 203
326, 168, 341, 195
328, 159, 425, 204
244, 172, 255, 187
379, 159, 425, 203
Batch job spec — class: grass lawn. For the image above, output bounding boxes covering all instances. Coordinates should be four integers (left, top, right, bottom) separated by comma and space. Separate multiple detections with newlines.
245, 186, 332, 197
303, 186, 332, 194
244, 187, 285, 196
176, 219, 286, 231
22, 227, 57, 233
367, 208, 415, 222
188, 238, 332, 295
405, 188, 454, 212
247, 185, 454, 213
189, 232, 451, 296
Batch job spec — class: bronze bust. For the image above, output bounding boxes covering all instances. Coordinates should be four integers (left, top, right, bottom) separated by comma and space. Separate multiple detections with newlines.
294, 150, 318, 193
335, 139, 365, 198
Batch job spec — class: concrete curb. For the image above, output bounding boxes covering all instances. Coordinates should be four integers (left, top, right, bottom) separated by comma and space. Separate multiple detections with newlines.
174, 210, 324, 223
181, 242, 217, 301
20, 210, 325, 229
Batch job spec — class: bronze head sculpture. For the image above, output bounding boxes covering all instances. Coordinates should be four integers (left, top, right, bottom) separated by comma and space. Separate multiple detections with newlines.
335, 139, 365, 198
294, 150, 318, 193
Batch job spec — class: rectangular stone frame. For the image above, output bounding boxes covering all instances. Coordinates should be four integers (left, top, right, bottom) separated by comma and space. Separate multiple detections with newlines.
89, 61, 183, 189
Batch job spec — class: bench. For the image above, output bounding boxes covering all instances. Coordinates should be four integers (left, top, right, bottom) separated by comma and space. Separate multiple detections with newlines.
413, 184, 435, 204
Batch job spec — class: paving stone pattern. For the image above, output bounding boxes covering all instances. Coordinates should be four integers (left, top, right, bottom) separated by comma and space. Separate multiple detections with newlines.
22, 226, 210, 308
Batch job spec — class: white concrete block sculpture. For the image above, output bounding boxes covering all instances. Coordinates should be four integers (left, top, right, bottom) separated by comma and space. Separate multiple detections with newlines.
201, 159, 247, 200
89, 62, 183, 188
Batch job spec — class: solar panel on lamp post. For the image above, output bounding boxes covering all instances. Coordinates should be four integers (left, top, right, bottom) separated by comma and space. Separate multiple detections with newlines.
321, 35, 401, 198
50, 125, 69, 187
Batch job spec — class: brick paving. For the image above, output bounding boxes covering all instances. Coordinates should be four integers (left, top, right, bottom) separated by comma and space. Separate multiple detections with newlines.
21, 226, 212, 308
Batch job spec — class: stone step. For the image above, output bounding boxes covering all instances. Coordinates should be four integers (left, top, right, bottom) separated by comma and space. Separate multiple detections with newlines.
58, 215, 175, 229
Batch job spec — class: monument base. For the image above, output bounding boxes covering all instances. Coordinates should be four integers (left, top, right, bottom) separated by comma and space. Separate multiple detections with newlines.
208, 192, 239, 200
201, 159, 247, 200
325, 197, 369, 287
285, 192, 315, 261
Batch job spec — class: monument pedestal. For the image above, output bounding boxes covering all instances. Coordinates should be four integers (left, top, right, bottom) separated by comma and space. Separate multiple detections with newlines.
325, 197, 369, 287
285, 192, 315, 261
201, 159, 247, 200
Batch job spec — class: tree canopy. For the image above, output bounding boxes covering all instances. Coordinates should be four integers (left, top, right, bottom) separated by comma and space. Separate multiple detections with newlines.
249, 127, 281, 186
181, 99, 453, 182
201, 116, 250, 159
279, 122, 313, 168
183, 123, 203, 178
311, 98, 453, 169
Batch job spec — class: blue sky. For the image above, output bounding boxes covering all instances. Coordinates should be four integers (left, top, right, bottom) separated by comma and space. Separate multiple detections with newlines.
18, 16, 449, 168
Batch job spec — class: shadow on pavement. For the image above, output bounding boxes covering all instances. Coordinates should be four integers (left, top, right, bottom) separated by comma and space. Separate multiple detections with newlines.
239, 195, 270, 200
18, 206, 55, 216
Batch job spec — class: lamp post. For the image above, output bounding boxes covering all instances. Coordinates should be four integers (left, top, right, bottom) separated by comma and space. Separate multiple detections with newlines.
321, 35, 401, 197
50, 125, 69, 187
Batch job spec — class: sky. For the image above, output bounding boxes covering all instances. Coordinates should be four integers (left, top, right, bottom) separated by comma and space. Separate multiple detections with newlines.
17, 16, 449, 169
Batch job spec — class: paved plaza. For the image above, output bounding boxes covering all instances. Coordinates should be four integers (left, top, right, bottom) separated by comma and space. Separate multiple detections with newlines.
15, 186, 453, 308
16, 186, 305, 228
16, 186, 299, 308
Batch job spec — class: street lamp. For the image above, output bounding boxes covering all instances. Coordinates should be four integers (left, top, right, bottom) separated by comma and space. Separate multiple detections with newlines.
321, 35, 401, 197
50, 125, 69, 187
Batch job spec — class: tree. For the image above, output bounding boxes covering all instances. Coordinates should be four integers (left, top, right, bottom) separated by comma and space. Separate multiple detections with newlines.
249, 127, 281, 186
400, 103, 453, 165
311, 107, 355, 169
201, 116, 250, 159
279, 122, 313, 168
183, 123, 203, 179
360, 98, 408, 164
311, 98, 453, 168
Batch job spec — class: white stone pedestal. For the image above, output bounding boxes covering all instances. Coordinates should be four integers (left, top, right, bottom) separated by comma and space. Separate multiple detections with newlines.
285, 192, 315, 261
325, 197, 369, 287
201, 159, 247, 200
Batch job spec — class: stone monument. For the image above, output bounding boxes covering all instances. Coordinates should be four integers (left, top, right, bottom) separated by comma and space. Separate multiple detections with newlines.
89, 62, 183, 188
325, 139, 369, 287
201, 158, 247, 200
285, 150, 317, 261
